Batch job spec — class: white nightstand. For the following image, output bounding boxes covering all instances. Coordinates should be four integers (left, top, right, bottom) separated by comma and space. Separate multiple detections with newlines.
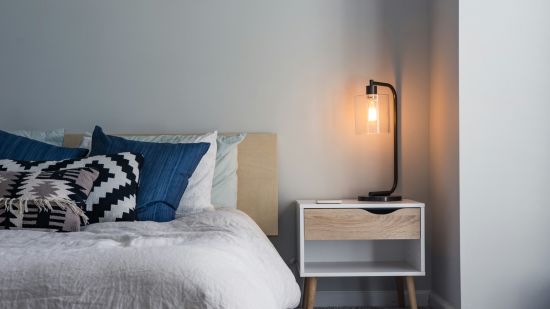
297, 199, 425, 309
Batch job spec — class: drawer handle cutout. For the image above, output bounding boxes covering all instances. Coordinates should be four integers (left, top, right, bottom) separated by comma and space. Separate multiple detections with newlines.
362, 208, 400, 215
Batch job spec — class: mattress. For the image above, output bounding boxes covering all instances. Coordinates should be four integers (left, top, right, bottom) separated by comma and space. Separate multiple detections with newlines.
0, 209, 300, 309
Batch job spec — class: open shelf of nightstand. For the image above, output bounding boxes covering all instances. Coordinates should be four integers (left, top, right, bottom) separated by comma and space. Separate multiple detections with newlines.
303, 261, 422, 277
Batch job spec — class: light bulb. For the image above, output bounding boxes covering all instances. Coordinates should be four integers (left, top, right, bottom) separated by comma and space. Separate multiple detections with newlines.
355, 92, 386, 135
365, 93, 380, 134
367, 94, 378, 122
368, 103, 378, 122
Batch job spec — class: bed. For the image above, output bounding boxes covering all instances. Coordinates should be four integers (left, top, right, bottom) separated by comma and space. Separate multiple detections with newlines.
0, 132, 300, 309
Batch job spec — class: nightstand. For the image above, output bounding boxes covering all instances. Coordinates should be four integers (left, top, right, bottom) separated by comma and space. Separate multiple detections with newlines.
297, 199, 425, 309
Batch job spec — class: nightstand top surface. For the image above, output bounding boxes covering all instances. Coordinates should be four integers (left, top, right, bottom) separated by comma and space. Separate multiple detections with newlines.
297, 199, 424, 208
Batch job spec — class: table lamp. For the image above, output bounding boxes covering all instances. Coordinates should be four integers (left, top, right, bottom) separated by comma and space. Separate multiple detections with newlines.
355, 79, 402, 202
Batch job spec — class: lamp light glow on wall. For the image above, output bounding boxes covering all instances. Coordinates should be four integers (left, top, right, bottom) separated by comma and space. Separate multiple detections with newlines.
355, 79, 402, 202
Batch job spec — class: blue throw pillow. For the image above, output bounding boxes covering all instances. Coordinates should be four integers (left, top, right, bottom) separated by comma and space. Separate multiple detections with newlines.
0, 130, 88, 161
89, 126, 210, 222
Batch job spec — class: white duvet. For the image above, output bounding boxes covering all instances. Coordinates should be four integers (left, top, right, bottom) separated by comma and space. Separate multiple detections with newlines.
0, 209, 300, 309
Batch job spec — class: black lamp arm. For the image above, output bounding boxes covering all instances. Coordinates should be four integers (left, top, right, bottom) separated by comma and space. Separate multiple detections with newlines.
368, 80, 398, 197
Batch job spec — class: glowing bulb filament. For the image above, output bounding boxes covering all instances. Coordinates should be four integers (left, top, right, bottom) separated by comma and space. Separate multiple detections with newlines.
368, 102, 378, 122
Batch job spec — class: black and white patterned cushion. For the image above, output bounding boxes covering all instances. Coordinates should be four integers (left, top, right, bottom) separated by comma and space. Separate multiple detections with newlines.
0, 168, 99, 231
0, 153, 143, 223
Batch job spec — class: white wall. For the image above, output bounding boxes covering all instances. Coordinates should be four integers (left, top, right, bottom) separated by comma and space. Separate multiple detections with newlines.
429, 0, 460, 307
460, 0, 550, 308
0, 0, 432, 295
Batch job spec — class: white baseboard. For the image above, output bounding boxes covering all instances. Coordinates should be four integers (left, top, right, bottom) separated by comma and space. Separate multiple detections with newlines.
315, 290, 430, 307
429, 292, 455, 309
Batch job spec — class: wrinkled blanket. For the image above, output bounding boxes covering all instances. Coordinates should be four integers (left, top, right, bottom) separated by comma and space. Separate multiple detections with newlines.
0, 209, 300, 309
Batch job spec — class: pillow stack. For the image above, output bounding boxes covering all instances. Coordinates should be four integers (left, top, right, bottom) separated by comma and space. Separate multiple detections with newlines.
79, 129, 246, 215
89, 126, 210, 221
115, 132, 219, 215
0, 126, 246, 230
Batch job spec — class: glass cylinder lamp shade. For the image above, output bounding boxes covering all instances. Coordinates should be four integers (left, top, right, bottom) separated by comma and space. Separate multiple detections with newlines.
355, 93, 389, 134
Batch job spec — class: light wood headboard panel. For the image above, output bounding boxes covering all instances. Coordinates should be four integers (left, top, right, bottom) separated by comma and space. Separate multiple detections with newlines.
63, 133, 278, 236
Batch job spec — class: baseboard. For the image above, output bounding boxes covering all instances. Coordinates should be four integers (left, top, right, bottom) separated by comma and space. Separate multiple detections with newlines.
429, 292, 455, 309
315, 290, 430, 307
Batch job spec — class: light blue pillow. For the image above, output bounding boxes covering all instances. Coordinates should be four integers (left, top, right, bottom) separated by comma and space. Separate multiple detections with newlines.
89, 126, 210, 222
11, 129, 65, 146
212, 134, 246, 208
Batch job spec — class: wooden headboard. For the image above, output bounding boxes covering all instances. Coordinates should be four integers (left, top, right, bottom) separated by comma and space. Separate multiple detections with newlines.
63, 133, 278, 236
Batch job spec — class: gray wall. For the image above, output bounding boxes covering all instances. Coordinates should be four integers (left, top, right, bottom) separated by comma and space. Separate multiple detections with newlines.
460, 0, 550, 308
0, 0, 432, 294
429, 0, 460, 307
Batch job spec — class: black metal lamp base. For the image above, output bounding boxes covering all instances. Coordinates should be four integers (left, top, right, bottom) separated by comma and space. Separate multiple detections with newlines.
358, 195, 402, 202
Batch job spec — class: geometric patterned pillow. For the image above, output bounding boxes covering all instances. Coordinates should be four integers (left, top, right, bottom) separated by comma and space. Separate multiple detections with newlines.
0, 168, 99, 231
0, 153, 144, 224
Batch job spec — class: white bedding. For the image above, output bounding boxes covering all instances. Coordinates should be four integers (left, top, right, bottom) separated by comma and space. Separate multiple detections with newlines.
0, 209, 300, 309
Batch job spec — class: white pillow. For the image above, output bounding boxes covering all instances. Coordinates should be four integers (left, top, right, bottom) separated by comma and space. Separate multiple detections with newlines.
79, 131, 218, 215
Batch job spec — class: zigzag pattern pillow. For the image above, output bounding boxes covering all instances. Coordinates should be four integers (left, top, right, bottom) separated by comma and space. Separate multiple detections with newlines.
0, 153, 143, 223
0, 168, 99, 231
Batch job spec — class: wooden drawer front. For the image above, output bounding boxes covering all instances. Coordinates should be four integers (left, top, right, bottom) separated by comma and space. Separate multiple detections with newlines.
304, 208, 420, 240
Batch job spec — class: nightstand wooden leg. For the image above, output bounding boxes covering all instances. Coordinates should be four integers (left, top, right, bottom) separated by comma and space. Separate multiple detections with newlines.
395, 277, 405, 307
405, 276, 418, 309
304, 277, 317, 309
